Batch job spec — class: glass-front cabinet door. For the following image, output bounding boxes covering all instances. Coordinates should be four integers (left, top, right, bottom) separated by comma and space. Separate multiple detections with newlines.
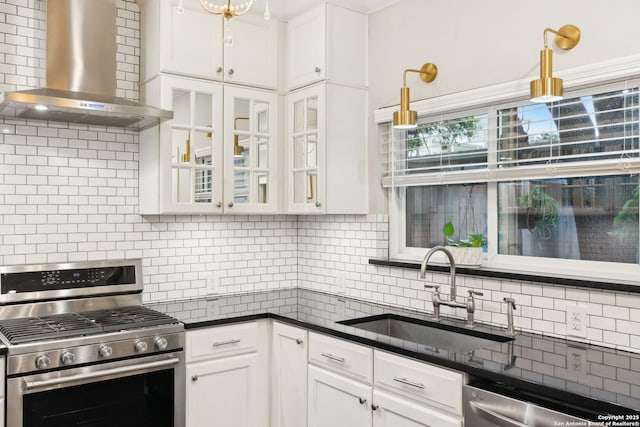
288, 85, 325, 213
161, 76, 224, 213
223, 86, 279, 213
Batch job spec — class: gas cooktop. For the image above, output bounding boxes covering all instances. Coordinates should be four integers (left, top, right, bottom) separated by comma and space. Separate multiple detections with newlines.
0, 306, 179, 345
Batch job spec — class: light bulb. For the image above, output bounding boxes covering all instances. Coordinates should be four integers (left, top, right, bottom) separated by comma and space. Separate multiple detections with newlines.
264, 0, 271, 20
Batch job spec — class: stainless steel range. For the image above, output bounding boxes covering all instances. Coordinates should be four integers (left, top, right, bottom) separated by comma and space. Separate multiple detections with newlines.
0, 259, 185, 427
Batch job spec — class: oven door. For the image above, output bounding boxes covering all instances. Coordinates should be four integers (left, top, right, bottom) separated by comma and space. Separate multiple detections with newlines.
7, 352, 185, 427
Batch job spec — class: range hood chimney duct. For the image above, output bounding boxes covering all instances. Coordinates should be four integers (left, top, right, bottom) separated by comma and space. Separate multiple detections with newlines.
0, 0, 172, 130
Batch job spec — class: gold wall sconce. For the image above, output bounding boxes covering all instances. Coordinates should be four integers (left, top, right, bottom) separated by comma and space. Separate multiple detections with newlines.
393, 63, 438, 129
181, 131, 191, 163
530, 24, 581, 103
234, 117, 249, 157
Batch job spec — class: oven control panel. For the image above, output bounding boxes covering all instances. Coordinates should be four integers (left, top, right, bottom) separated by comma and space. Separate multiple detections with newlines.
6, 330, 185, 375
1, 265, 136, 294
0, 259, 143, 305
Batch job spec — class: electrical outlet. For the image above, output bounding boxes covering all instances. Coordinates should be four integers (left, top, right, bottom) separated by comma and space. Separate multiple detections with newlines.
567, 346, 588, 380
566, 304, 587, 338
206, 272, 220, 295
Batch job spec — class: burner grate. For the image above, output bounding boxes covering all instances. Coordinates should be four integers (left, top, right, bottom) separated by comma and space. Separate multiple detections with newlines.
0, 313, 102, 344
0, 306, 178, 345
82, 306, 179, 332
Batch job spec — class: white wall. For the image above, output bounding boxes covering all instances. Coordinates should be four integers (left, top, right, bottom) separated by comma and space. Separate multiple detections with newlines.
367, 0, 640, 212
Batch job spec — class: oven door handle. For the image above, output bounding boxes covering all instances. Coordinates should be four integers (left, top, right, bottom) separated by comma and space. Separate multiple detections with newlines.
24, 357, 180, 391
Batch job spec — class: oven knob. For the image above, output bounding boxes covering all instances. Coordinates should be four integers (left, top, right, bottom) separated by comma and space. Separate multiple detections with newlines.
134, 340, 148, 353
154, 337, 169, 351
60, 351, 75, 365
99, 344, 113, 358
35, 354, 51, 370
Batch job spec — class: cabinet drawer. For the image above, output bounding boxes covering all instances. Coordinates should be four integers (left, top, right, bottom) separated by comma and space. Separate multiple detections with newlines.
374, 350, 464, 416
187, 322, 258, 361
309, 332, 373, 384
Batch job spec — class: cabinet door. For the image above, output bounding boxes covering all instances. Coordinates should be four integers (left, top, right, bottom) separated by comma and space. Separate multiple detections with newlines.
223, 86, 279, 213
159, 0, 223, 80
287, 85, 326, 213
372, 390, 462, 427
224, 14, 279, 89
160, 76, 224, 213
272, 322, 308, 427
308, 365, 371, 427
186, 353, 268, 427
287, 4, 325, 90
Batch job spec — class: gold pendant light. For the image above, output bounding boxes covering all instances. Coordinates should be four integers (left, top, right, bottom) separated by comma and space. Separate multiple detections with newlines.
393, 63, 438, 129
530, 24, 581, 103
199, 0, 256, 19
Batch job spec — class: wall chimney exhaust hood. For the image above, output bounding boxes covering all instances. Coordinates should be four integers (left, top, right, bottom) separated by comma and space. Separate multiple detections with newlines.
0, 0, 172, 131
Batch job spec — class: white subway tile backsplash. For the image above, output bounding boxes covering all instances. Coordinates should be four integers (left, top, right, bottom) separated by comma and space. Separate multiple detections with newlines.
590, 291, 617, 305
603, 331, 631, 348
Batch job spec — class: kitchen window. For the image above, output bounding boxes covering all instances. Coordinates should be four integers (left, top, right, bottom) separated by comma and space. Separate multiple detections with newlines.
387, 82, 640, 282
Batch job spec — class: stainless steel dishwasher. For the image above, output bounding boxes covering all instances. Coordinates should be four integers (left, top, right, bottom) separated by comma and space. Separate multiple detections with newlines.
464, 384, 593, 426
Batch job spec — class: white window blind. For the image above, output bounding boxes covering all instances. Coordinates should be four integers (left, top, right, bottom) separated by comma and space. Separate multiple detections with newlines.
383, 84, 640, 187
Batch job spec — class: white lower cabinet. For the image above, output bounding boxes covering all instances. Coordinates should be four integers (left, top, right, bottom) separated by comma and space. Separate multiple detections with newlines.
272, 322, 308, 427
305, 333, 464, 427
372, 389, 462, 427
185, 352, 268, 427
308, 365, 372, 427
373, 350, 463, 417
373, 350, 464, 427
184, 321, 269, 427
184, 321, 465, 427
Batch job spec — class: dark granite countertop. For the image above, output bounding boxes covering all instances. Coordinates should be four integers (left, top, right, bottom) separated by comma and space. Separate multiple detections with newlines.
148, 288, 640, 419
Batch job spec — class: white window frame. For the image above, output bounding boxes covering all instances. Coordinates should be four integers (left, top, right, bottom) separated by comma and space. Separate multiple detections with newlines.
376, 54, 640, 284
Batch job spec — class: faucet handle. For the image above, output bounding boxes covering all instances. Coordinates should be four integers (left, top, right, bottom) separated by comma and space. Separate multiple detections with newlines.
503, 297, 517, 310
424, 284, 440, 292
467, 289, 483, 298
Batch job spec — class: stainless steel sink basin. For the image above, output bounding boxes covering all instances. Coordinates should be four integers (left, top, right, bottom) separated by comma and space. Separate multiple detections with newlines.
338, 314, 513, 352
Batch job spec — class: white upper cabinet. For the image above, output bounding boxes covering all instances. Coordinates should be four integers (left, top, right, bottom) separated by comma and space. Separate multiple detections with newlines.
140, 76, 223, 214
140, 0, 281, 89
287, 3, 368, 90
224, 13, 281, 89
139, 76, 280, 214
222, 86, 280, 213
287, 5, 325, 90
139, 0, 369, 216
287, 83, 368, 214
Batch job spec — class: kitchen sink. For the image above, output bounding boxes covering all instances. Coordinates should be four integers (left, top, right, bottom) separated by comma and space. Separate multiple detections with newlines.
338, 313, 513, 352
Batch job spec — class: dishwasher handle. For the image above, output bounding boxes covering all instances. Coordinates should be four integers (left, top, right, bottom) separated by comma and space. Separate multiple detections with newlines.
468, 401, 528, 427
